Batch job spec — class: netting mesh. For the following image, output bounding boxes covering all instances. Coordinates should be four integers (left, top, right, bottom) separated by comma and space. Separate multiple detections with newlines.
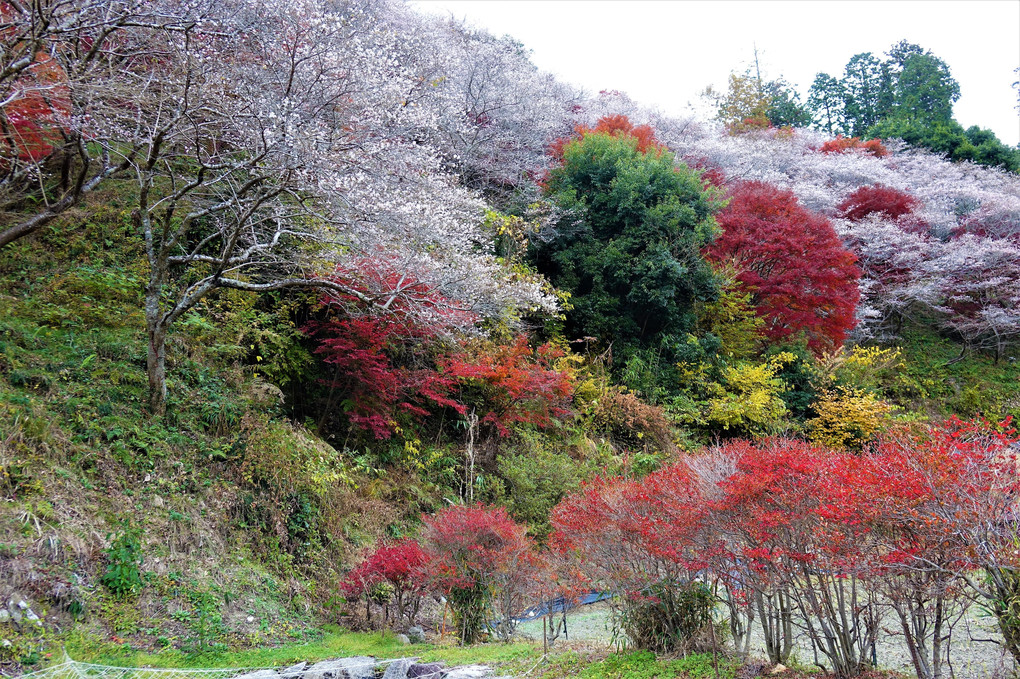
17, 656, 417, 679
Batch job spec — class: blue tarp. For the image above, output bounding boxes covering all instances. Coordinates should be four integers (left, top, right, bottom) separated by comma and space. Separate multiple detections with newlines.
513, 591, 614, 622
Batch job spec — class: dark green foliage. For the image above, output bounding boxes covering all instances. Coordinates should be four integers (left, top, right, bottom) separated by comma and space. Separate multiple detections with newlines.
621, 579, 715, 654
869, 118, 1019, 172
893, 53, 959, 124
806, 41, 1016, 173
496, 432, 582, 540
767, 344, 817, 420
534, 131, 719, 366
764, 81, 812, 128
100, 526, 144, 598
448, 583, 489, 645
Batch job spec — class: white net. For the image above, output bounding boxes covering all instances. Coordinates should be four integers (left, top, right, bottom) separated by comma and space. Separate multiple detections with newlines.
16, 655, 486, 679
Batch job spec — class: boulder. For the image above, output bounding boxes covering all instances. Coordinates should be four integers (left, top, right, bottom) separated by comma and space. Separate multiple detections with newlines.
407, 662, 445, 679
0, 609, 9, 624
395, 634, 411, 645
381, 658, 414, 679
336, 657, 376, 679
279, 662, 308, 678
303, 660, 346, 679
232, 670, 278, 679
406, 626, 426, 644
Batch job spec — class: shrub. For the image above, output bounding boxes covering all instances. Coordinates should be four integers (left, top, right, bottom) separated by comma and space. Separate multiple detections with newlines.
707, 180, 861, 352
819, 135, 889, 157
622, 579, 715, 654
342, 538, 427, 627
809, 386, 894, 449
837, 184, 918, 222
421, 504, 540, 643
100, 526, 144, 598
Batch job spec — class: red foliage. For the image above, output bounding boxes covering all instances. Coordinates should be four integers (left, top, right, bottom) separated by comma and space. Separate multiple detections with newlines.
421, 504, 537, 593
308, 315, 463, 439
837, 184, 919, 222
819, 135, 889, 158
0, 49, 71, 164
706, 180, 861, 352
547, 114, 665, 166
0, 3, 71, 165
342, 538, 428, 626
327, 256, 478, 330
440, 337, 574, 435
342, 538, 427, 598
550, 424, 1020, 673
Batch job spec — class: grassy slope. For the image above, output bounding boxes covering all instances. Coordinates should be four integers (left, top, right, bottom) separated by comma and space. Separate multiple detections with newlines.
0, 190, 440, 670
0, 189, 1013, 677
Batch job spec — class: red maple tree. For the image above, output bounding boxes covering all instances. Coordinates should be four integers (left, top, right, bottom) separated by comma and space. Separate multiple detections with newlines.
707, 180, 861, 351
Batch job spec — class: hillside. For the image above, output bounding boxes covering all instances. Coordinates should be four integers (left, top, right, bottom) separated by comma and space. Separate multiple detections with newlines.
2, 1, 1020, 678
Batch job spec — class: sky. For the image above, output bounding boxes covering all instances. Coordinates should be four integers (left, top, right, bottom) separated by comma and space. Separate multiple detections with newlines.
410, 0, 1020, 147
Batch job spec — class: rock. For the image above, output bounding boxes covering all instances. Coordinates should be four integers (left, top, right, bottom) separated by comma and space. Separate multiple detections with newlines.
395, 634, 411, 645
9, 607, 22, 626
336, 657, 376, 679
232, 671, 278, 679
279, 662, 307, 678
0, 609, 9, 624
381, 658, 414, 679
303, 660, 345, 679
153, 495, 165, 508
1, 639, 11, 648
769, 665, 789, 675
406, 626, 426, 644
407, 663, 445, 679
15, 600, 27, 611
305, 658, 376, 679
443, 667, 489, 679
246, 616, 255, 623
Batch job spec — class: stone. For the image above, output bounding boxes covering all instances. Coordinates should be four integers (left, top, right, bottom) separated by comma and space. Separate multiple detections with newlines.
0, 609, 9, 624
303, 660, 346, 679
381, 658, 414, 679
305, 658, 376, 679
1, 640, 10, 648
407, 663, 445, 679
395, 634, 411, 645
9, 607, 21, 626
769, 665, 789, 675
336, 657, 376, 679
279, 662, 307, 678
443, 667, 488, 679
406, 626, 426, 644
232, 671, 278, 679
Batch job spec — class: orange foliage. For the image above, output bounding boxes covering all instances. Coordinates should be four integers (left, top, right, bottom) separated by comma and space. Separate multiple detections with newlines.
819, 135, 889, 158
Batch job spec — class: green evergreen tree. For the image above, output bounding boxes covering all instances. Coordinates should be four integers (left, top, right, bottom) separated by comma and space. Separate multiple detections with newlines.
533, 130, 719, 363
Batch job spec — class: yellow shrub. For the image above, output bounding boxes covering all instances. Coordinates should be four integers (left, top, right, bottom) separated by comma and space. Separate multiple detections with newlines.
704, 353, 793, 436
809, 386, 895, 449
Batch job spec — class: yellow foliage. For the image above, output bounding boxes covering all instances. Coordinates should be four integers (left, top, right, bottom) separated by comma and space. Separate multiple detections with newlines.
809, 386, 895, 450
239, 415, 354, 496
704, 353, 792, 436
816, 345, 902, 391
698, 268, 765, 360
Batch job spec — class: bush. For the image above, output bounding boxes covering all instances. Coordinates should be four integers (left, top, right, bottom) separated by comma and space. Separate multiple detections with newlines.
100, 526, 144, 598
421, 504, 540, 643
622, 579, 715, 654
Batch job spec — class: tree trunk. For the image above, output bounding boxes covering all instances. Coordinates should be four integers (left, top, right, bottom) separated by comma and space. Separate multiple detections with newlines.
146, 290, 168, 416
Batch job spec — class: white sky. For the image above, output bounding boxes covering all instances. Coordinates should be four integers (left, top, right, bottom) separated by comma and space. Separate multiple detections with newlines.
410, 0, 1020, 147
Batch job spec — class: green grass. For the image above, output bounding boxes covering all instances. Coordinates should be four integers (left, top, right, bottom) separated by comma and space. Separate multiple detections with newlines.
537, 650, 737, 679
63, 627, 541, 670
890, 325, 1020, 419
